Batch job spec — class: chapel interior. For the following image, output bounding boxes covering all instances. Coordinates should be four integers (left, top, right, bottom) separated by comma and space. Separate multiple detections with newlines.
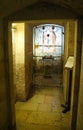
0, 1, 83, 130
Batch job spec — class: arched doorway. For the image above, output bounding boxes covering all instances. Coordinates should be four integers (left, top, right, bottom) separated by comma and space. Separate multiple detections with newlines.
8, 20, 76, 130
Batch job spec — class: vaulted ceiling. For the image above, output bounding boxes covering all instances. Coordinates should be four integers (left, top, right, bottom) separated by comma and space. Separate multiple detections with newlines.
0, 0, 83, 18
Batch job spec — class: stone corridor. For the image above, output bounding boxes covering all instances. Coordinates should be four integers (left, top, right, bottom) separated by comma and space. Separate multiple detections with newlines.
15, 86, 71, 130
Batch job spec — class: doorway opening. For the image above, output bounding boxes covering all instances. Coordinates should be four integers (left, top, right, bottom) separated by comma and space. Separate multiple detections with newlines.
33, 24, 64, 88
11, 22, 64, 101
11, 21, 71, 130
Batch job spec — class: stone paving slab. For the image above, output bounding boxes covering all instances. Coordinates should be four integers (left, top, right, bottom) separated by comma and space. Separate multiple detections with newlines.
38, 103, 52, 112
16, 110, 30, 122
16, 123, 62, 130
28, 94, 45, 104
16, 102, 38, 111
15, 87, 71, 130
26, 112, 61, 125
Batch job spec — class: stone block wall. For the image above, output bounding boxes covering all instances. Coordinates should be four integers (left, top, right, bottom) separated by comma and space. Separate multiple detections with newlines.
12, 23, 26, 101
63, 20, 75, 103
70, 20, 83, 130
0, 20, 9, 130
68, 21, 75, 55
15, 63, 26, 100
25, 23, 33, 99
76, 34, 83, 129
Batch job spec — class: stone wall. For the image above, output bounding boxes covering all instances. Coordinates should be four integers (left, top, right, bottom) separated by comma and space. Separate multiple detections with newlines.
0, 20, 9, 130
76, 25, 83, 130
25, 23, 33, 99
12, 23, 26, 101
63, 20, 75, 103
70, 20, 82, 130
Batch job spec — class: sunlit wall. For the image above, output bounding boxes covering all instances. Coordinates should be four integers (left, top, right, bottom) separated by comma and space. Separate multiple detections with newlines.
12, 23, 26, 101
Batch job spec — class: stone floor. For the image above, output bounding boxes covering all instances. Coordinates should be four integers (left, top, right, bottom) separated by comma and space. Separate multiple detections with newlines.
33, 73, 62, 87
15, 86, 71, 130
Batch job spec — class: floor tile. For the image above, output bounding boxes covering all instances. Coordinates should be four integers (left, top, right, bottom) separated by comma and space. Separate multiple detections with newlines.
16, 102, 38, 111
38, 103, 52, 112
44, 95, 54, 104
28, 94, 45, 104
15, 86, 71, 130
26, 112, 61, 125
52, 104, 62, 112
15, 110, 30, 122
25, 124, 61, 130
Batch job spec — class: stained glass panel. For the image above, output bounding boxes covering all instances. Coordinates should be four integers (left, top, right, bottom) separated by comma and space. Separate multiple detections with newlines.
33, 24, 64, 57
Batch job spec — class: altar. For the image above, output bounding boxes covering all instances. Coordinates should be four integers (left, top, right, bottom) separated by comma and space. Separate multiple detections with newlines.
42, 56, 54, 77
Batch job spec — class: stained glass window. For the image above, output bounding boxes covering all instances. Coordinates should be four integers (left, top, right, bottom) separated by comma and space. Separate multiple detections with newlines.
33, 24, 64, 57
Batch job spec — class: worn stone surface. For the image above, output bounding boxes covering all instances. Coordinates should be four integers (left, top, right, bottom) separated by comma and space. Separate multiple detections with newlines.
15, 86, 71, 130
12, 23, 26, 101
